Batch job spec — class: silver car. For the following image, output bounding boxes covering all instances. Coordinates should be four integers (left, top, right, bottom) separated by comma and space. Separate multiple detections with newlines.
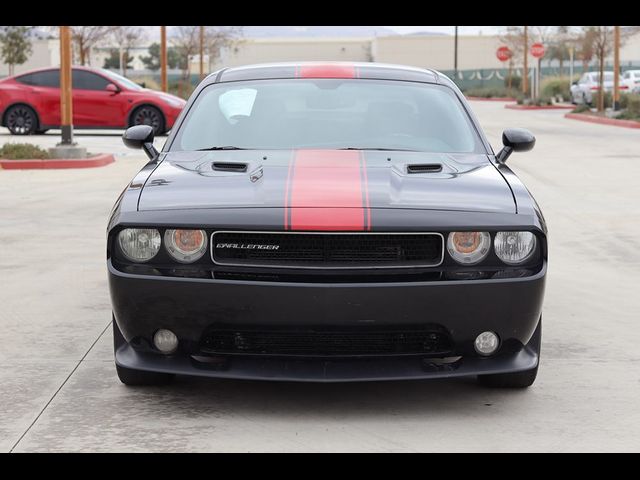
570, 71, 625, 104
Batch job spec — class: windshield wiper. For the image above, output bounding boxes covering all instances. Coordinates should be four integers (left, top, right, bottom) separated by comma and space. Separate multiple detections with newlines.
337, 147, 418, 152
196, 146, 249, 151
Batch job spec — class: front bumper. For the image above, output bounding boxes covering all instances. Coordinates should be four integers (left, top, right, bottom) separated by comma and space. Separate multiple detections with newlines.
115, 337, 539, 382
109, 259, 546, 381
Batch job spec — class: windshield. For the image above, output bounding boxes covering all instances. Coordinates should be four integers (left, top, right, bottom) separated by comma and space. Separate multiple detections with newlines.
100, 69, 143, 91
171, 79, 482, 153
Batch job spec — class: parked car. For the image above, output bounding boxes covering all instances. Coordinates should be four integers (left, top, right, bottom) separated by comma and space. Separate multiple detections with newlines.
622, 70, 640, 93
570, 71, 627, 104
109, 62, 547, 388
0, 66, 186, 135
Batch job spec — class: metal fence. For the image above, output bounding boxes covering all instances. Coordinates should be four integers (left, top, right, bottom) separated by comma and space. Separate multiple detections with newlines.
441, 62, 640, 91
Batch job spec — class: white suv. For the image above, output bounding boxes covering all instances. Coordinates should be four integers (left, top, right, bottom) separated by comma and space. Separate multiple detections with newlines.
622, 70, 640, 94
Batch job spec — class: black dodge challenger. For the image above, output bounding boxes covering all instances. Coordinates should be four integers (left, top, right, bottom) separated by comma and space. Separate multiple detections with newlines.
108, 62, 546, 388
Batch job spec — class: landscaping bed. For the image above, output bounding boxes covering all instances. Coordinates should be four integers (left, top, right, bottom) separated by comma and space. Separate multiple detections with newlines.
564, 93, 640, 129
0, 143, 115, 169
506, 103, 574, 110
564, 112, 640, 129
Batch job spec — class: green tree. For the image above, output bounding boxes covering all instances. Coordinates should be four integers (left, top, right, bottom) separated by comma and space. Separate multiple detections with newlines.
140, 42, 183, 71
102, 48, 133, 70
0, 26, 34, 76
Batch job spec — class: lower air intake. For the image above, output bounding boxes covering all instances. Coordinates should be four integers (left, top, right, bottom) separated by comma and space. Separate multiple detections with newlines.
200, 326, 453, 357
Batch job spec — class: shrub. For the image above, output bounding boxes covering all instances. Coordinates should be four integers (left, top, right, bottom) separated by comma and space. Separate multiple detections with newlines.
504, 75, 521, 90
130, 76, 161, 91
0, 143, 50, 159
464, 87, 520, 99
617, 94, 640, 120
572, 104, 591, 113
168, 80, 195, 100
541, 76, 572, 102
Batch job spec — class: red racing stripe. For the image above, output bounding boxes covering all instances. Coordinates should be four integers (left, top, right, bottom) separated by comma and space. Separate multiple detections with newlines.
287, 150, 369, 231
298, 64, 357, 79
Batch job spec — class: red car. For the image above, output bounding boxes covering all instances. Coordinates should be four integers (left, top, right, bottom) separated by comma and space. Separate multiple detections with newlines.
0, 66, 186, 135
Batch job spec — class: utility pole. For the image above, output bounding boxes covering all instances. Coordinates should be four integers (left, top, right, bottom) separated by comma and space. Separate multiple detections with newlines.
613, 26, 621, 111
523, 26, 529, 96
60, 26, 73, 146
51, 26, 86, 159
160, 26, 168, 93
454, 26, 459, 83
199, 26, 205, 81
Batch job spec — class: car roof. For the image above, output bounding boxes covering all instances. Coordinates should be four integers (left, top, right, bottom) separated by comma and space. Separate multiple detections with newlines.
10, 65, 105, 77
207, 62, 453, 87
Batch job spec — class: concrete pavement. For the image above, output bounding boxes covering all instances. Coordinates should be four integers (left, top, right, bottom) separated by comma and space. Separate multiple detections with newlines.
1, 103, 639, 452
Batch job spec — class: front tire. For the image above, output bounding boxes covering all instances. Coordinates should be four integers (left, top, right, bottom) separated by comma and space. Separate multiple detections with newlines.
477, 317, 541, 389
130, 105, 165, 135
5, 105, 38, 135
113, 318, 174, 386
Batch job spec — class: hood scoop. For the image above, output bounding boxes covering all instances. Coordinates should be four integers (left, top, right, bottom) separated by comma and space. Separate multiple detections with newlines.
406, 163, 443, 174
212, 162, 248, 173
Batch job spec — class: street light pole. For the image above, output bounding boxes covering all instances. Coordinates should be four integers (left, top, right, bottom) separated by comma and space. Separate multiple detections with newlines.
160, 26, 168, 93
454, 26, 459, 83
613, 26, 621, 111
59, 26, 73, 146
199, 26, 205, 81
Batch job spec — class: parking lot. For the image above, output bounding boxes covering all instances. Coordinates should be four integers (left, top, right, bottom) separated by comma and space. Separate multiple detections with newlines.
1, 100, 639, 452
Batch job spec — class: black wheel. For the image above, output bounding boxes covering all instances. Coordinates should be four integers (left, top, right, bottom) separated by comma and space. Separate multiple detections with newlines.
116, 364, 174, 386
5, 104, 38, 135
131, 105, 165, 135
477, 317, 541, 389
112, 318, 174, 386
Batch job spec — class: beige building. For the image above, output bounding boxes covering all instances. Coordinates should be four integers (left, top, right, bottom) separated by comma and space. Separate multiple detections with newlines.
0, 37, 59, 76
209, 37, 372, 72
209, 31, 640, 74
372, 35, 504, 71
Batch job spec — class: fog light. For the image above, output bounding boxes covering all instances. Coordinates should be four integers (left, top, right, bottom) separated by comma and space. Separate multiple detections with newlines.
153, 329, 178, 354
474, 331, 499, 356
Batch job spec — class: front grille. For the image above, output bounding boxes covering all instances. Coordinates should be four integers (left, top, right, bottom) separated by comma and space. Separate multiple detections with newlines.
212, 231, 443, 269
200, 326, 453, 357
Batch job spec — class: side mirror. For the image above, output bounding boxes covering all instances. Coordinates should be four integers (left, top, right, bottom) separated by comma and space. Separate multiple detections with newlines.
122, 125, 159, 161
496, 128, 535, 164
106, 83, 120, 94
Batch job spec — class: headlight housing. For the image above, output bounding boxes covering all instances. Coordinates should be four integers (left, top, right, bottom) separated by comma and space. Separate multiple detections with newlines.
118, 228, 161, 262
164, 229, 207, 263
494, 231, 537, 265
447, 231, 491, 265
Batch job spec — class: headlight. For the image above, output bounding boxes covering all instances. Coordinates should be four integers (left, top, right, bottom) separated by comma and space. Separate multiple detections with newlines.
447, 231, 491, 265
118, 228, 161, 262
494, 231, 537, 265
164, 229, 207, 263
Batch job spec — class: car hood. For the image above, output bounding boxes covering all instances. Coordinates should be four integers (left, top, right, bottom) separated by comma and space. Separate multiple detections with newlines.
138, 150, 514, 214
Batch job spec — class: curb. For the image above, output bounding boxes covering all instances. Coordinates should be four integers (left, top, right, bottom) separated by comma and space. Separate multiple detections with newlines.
506, 104, 575, 110
564, 113, 640, 129
0, 153, 116, 170
466, 97, 517, 102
